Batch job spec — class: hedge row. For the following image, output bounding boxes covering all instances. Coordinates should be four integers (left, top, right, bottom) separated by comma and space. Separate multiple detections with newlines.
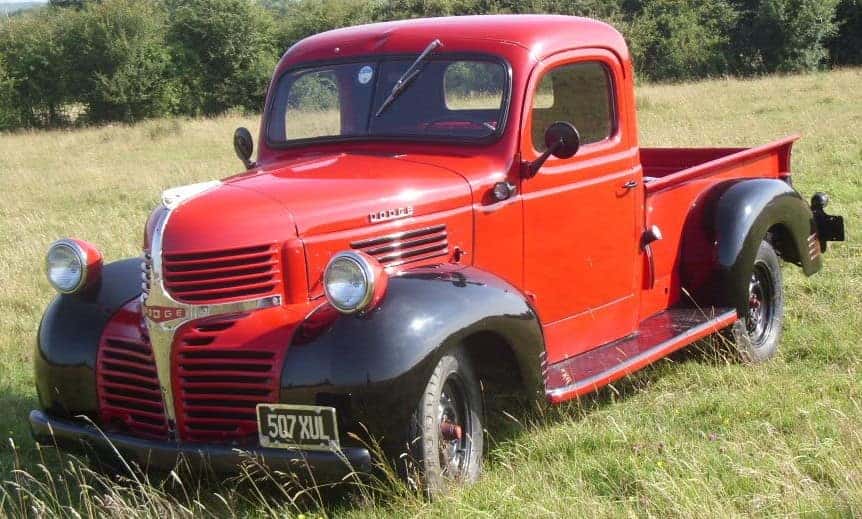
0, 0, 859, 130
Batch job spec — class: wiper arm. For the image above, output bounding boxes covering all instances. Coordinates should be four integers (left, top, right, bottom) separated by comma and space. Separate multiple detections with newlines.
374, 38, 443, 117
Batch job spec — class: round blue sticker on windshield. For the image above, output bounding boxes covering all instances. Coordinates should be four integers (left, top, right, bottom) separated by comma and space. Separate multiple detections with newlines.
357, 65, 374, 85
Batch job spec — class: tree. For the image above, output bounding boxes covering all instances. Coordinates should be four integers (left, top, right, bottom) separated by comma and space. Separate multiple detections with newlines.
49, 0, 85, 8
829, 0, 862, 65
276, 0, 373, 52
166, 0, 279, 116
0, 55, 21, 130
0, 7, 75, 127
728, 0, 840, 74
66, 0, 176, 123
626, 0, 738, 80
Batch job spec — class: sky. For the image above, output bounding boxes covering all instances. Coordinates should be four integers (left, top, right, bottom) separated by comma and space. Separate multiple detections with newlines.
0, 0, 47, 4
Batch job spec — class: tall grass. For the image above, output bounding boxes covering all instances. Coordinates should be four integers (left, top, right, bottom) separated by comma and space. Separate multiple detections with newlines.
1, 69, 861, 517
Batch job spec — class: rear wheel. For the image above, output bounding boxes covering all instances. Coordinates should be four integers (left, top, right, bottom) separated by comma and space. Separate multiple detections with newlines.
407, 349, 483, 494
731, 240, 785, 362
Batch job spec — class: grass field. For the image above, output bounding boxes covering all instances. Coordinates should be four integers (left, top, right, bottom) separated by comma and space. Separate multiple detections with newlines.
0, 68, 860, 517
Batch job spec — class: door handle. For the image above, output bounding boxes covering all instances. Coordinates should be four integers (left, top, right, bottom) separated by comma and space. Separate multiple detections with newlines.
622, 180, 639, 189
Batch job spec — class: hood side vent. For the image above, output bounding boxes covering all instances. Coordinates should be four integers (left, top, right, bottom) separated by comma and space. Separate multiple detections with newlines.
351, 224, 448, 267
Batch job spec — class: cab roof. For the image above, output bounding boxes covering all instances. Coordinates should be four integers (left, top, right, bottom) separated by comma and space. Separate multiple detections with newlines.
277, 14, 630, 70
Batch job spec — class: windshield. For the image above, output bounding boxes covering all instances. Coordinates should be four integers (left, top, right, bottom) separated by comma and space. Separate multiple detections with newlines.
266, 57, 509, 145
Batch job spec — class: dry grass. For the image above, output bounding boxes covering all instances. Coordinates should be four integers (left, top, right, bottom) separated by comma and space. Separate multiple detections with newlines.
1, 69, 861, 517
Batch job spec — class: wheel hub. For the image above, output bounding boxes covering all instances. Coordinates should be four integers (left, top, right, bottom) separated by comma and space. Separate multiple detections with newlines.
440, 421, 462, 441
437, 378, 470, 478
746, 264, 774, 346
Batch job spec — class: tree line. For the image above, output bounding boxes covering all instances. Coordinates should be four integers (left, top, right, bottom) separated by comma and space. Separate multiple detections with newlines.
0, 0, 859, 131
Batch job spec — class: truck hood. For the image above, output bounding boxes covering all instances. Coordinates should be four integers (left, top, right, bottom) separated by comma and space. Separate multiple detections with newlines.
223, 152, 473, 237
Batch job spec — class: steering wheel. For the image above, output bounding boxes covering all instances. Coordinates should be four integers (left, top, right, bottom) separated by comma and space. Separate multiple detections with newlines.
422, 114, 497, 133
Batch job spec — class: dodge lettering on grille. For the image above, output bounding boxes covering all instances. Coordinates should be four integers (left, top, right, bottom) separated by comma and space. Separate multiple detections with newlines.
143, 305, 186, 323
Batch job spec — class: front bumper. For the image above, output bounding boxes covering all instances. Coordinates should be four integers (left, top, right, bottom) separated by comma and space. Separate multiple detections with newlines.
29, 410, 372, 481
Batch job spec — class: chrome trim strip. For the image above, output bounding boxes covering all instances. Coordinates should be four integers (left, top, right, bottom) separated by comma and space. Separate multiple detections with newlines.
377, 244, 448, 265
365, 232, 448, 256
350, 224, 449, 267
144, 204, 181, 426
350, 224, 446, 249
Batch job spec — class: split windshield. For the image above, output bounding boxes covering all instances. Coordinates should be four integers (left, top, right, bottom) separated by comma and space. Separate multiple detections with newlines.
266, 57, 509, 145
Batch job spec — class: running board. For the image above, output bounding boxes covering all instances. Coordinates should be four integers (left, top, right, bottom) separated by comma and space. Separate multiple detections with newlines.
545, 306, 737, 403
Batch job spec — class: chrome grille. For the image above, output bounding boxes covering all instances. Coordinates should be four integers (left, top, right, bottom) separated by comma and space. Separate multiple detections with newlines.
351, 224, 448, 266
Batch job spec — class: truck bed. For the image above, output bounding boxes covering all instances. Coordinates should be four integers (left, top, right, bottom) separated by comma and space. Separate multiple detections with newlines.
638, 135, 800, 319
640, 134, 798, 192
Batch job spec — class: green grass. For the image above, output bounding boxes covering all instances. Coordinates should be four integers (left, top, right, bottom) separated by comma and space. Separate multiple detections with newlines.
1, 69, 861, 517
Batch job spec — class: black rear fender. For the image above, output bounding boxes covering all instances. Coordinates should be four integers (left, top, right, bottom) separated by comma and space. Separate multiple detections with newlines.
681, 179, 822, 314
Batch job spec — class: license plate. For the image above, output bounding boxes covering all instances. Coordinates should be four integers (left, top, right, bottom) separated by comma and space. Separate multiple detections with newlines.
256, 404, 339, 451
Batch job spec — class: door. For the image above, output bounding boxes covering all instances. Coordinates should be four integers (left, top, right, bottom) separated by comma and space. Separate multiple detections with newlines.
521, 50, 641, 363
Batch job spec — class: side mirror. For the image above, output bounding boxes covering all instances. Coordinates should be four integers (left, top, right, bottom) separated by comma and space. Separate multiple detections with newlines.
544, 121, 580, 158
234, 127, 255, 169
524, 121, 581, 178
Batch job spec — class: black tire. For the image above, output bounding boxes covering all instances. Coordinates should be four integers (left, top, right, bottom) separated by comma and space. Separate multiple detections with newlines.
731, 240, 785, 362
406, 348, 483, 494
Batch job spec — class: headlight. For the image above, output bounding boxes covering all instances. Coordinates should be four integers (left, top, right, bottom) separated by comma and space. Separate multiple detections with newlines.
45, 239, 102, 294
323, 251, 387, 314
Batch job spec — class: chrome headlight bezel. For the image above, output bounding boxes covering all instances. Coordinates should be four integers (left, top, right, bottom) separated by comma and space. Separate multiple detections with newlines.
323, 251, 383, 314
45, 238, 102, 295
45, 239, 89, 294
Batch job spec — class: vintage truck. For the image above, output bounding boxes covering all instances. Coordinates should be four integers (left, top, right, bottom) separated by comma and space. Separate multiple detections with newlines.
32, 15, 845, 490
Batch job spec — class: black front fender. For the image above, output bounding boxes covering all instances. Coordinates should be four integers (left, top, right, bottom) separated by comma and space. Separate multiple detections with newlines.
279, 266, 544, 447
714, 179, 821, 312
35, 258, 141, 420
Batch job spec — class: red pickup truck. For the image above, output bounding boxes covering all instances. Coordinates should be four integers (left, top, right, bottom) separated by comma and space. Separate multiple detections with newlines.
32, 15, 844, 491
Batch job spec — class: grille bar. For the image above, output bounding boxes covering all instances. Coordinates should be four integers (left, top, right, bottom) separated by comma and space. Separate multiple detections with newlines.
164, 244, 271, 262
165, 263, 278, 283
162, 244, 282, 304
351, 225, 448, 266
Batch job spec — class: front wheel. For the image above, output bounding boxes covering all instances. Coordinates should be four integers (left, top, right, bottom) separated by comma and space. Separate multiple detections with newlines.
731, 240, 785, 362
407, 348, 483, 493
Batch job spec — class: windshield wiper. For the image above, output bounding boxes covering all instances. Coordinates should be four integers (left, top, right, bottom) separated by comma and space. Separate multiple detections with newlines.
374, 38, 443, 117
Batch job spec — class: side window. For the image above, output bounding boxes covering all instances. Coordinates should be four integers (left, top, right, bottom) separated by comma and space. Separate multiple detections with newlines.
531, 62, 615, 151
285, 69, 341, 140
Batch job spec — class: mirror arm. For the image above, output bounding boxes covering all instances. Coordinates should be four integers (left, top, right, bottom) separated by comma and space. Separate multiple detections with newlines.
524, 139, 563, 178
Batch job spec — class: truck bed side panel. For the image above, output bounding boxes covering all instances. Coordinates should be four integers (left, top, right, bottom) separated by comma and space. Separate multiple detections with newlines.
638, 136, 798, 319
